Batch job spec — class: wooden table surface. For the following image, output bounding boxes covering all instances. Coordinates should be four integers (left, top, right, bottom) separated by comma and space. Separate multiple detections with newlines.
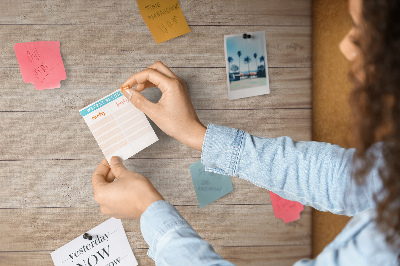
0, 1, 312, 265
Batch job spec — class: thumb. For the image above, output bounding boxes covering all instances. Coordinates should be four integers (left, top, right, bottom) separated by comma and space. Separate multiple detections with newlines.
92, 158, 111, 189
109, 156, 129, 178
123, 89, 155, 116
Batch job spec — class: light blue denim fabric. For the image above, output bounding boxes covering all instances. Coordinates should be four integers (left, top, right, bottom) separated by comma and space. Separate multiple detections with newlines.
140, 124, 399, 265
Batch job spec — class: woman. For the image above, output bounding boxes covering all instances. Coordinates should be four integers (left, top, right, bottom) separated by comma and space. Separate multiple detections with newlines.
91, 0, 400, 264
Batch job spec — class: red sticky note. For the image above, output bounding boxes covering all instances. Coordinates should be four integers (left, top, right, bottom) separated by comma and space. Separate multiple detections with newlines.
14, 41, 67, 90
269, 191, 304, 223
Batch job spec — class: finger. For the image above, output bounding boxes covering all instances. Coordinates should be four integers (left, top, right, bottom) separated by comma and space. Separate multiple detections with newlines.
121, 81, 155, 94
125, 61, 179, 92
121, 89, 158, 116
100, 206, 111, 216
135, 81, 156, 92
147, 61, 178, 79
91, 159, 110, 190
109, 156, 130, 179
105, 168, 116, 183
121, 68, 173, 94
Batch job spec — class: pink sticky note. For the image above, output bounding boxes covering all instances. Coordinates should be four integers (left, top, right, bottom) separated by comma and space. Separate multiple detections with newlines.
269, 191, 304, 223
14, 41, 67, 90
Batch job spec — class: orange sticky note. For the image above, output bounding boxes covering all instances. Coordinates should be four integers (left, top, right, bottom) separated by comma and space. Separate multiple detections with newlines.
137, 0, 191, 44
14, 41, 67, 90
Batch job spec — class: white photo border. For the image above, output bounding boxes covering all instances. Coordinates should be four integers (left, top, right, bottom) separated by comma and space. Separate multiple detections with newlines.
224, 31, 270, 100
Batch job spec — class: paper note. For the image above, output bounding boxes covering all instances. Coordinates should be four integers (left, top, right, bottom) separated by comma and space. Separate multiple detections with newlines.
14, 41, 67, 90
51, 218, 138, 266
269, 191, 304, 223
137, 0, 191, 44
224, 31, 270, 100
79, 90, 158, 162
189, 161, 233, 208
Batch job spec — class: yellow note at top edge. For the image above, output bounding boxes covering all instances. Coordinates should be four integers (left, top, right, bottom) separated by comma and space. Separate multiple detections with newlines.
137, 0, 191, 44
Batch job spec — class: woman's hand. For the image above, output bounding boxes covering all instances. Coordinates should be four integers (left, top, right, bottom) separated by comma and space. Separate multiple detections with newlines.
91, 157, 164, 219
120, 61, 207, 151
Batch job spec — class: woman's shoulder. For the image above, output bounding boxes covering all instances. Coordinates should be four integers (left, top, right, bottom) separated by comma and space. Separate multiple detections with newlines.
324, 209, 399, 265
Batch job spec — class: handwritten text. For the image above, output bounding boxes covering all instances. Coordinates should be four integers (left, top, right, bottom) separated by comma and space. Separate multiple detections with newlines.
92, 112, 105, 120
147, 3, 180, 20
116, 98, 129, 108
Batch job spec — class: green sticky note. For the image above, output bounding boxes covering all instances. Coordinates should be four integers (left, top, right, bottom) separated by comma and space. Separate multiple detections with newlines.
189, 160, 233, 208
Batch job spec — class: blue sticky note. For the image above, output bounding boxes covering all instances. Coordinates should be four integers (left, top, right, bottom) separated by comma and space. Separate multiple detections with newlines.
189, 160, 233, 208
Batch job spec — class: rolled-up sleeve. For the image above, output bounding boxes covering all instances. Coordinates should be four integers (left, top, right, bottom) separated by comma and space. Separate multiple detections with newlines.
201, 124, 382, 216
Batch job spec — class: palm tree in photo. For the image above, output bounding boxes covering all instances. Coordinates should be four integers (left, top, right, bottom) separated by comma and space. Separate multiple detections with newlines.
227, 56, 233, 73
253, 53, 258, 73
244, 56, 251, 78
237, 51, 242, 76
260, 55, 265, 66
231, 64, 239, 73
258, 55, 266, 77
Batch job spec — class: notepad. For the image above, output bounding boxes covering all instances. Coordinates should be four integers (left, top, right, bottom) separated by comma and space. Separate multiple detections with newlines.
80, 90, 158, 162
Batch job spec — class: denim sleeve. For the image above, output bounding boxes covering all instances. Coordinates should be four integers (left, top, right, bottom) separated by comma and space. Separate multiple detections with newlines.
201, 124, 383, 216
140, 200, 235, 265
293, 210, 399, 266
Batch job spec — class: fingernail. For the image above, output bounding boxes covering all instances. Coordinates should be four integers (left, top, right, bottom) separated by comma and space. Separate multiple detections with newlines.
110, 156, 122, 165
125, 89, 133, 100
121, 85, 130, 93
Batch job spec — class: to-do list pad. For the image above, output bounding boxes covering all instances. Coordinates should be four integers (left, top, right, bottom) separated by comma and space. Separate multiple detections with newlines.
80, 90, 158, 162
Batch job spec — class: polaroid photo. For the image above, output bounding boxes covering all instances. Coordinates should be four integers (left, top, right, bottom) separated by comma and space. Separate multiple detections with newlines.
224, 31, 270, 100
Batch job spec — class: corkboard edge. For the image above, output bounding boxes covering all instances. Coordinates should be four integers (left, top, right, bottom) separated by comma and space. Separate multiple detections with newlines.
312, 0, 353, 258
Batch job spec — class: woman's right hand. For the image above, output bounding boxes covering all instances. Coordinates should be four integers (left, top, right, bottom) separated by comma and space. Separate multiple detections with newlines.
120, 61, 207, 151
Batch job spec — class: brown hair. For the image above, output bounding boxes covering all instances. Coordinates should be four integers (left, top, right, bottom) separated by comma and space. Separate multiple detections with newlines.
350, 0, 400, 250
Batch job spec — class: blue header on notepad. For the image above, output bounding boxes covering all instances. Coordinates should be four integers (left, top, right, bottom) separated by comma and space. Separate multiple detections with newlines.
80, 91, 122, 117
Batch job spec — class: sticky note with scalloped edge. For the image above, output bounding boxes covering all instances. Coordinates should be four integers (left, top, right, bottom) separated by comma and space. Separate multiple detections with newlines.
189, 160, 233, 208
14, 41, 67, 90
137, 0, 191, 44
269, 191, 304, 223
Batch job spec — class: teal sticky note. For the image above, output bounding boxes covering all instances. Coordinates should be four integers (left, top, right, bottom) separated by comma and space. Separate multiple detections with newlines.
189, 160, 233, 208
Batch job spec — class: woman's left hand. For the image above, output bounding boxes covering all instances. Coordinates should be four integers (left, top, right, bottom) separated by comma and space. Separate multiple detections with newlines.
91, 156, 164, 219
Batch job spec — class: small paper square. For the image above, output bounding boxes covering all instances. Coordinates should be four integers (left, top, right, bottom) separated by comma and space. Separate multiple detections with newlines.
14, 41, 67, 90
189, 160, 233, 208
269, 191, 304, 223
137, 0, 191, 44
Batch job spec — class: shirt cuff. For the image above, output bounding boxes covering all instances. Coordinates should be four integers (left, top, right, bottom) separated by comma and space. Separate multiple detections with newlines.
201, 124, 245, 176
140, 200, 191, 260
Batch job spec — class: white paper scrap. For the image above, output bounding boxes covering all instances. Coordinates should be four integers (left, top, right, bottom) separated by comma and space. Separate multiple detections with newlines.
51, 218, 138, 266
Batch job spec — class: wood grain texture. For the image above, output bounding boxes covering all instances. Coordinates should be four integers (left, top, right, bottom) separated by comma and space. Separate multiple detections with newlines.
0, 245, 311, 266
0, 109, 311, 160
0, 67, 311, 111
0, 0, 312, 264
0, 159, 275, 208
0, 0, 311, 26
0, 249, 151, 266
0, 25, 311, 68
0, 206, 311, 251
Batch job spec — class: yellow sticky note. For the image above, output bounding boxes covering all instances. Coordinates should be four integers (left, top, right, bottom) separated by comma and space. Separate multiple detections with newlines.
137, 0, 191, 44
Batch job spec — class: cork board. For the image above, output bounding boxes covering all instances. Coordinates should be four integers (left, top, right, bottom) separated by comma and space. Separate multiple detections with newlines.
312, 0, 353, 257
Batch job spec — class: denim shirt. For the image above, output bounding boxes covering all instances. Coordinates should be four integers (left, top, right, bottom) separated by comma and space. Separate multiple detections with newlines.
140, 124, 399, 265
